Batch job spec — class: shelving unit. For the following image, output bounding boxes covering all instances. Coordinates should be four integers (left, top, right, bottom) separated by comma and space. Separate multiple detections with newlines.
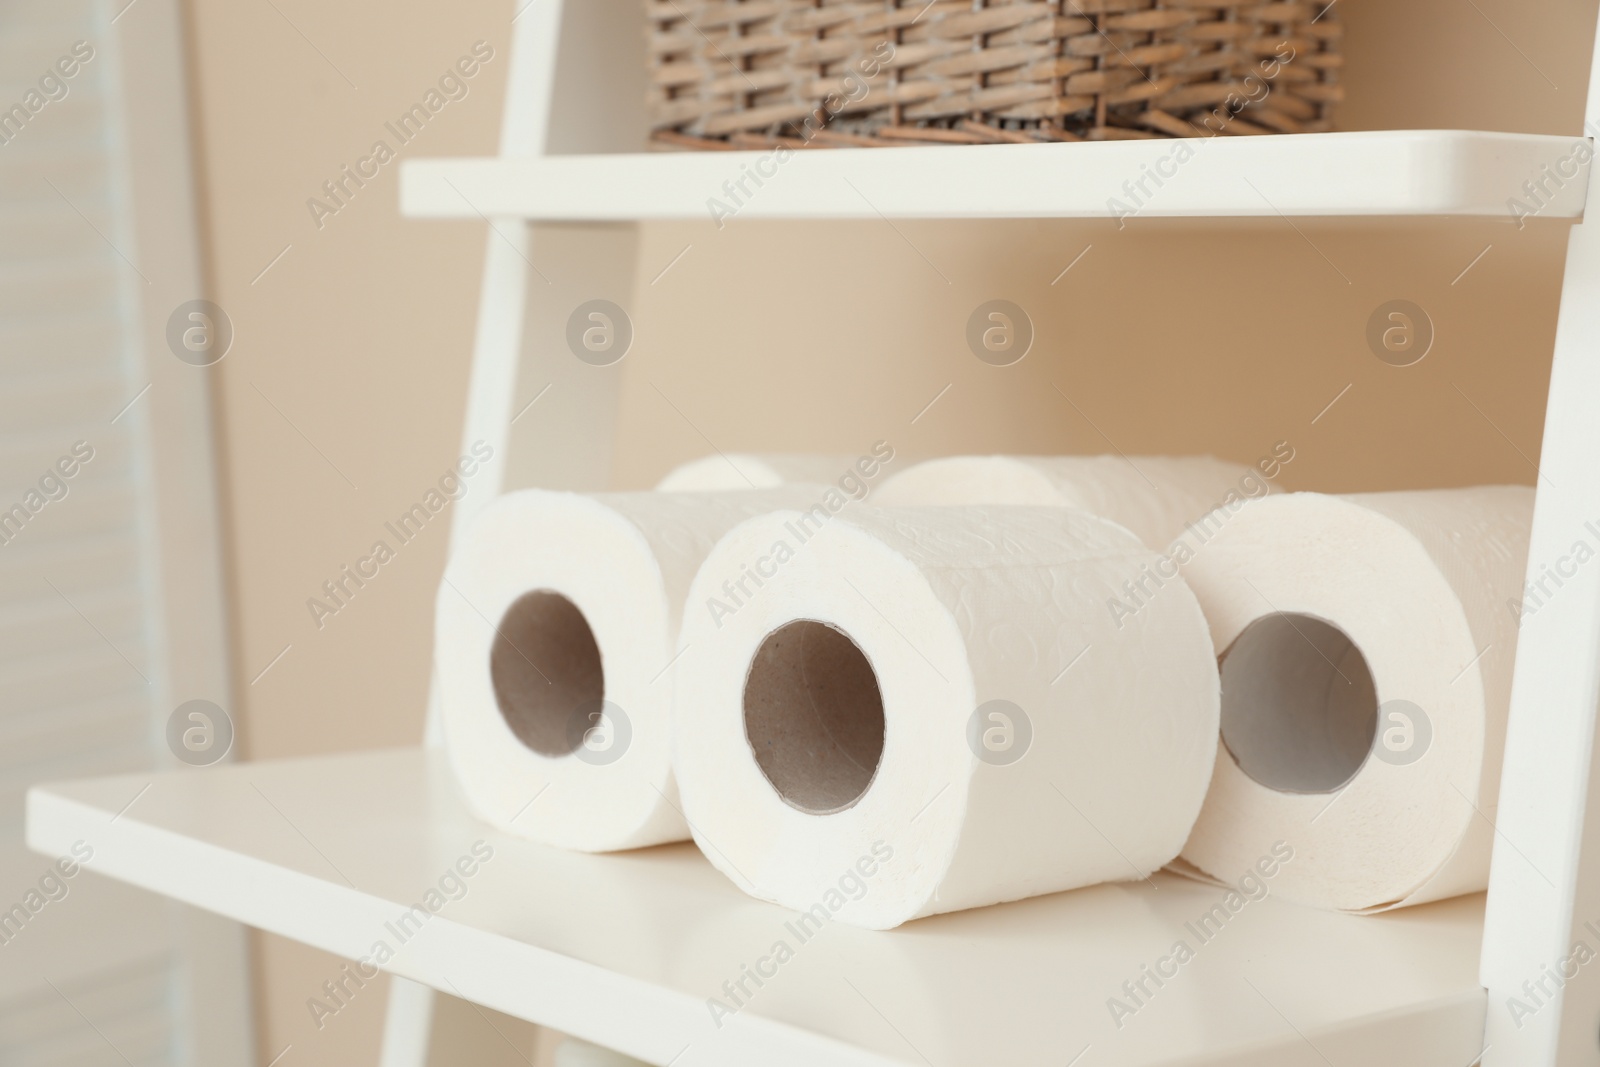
27, 0, 1600, 1064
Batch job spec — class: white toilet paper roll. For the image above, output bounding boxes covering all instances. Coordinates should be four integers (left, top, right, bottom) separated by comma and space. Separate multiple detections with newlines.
436, 487, 822, 852
873, 454, 1278, 549
674, 506, 1221, 928
1177, 487, 1533, 911
657, 453, 858, 492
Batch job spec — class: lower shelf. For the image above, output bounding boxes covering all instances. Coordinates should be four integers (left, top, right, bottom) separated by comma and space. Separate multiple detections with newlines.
26, 748, 1486, 1066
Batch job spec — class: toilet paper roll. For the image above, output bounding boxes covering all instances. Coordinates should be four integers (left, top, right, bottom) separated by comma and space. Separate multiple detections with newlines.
437, 487, 823, 852
1177, 487, 1533, 911
873, 454, 1276, 549
657, 453, 858, 492
674, 505, 1221, 928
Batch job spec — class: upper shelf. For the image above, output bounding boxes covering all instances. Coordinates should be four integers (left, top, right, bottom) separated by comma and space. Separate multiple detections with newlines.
401, 130, 1589, 222
30, 748, 1487, 1067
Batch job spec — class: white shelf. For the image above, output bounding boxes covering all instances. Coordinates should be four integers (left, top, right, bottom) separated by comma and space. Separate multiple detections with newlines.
399, 130, 1588, 222
29, 748, 1487, 1067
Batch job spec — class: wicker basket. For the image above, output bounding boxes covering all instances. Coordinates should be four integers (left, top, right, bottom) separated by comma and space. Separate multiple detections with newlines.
646, 0, 1342, 149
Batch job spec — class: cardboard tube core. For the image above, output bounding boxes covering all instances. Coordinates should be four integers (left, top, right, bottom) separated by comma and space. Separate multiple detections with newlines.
743, 620, 886, 815
491, 590, 604, 757
1219, 612, 1378, 794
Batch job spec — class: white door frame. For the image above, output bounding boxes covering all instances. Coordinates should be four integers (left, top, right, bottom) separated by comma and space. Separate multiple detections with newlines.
107, 0, 256, 1061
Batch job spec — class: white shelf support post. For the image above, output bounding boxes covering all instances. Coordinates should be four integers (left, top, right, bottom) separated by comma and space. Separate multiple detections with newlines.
398, 0, 648, 1060
379, 976, 438, 1067
426, 0, 649, 738
1482, 10, 1600, 1065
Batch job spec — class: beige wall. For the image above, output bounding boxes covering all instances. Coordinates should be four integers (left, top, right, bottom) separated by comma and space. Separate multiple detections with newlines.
610, 216, 1568, 496
180, 0, 524, 1061
178, 0, 1596, 1063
